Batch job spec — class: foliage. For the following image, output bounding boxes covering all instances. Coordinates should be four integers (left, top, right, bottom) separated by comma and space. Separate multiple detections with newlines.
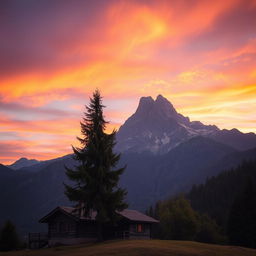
147, 196, 225, 243
187, 160, 256, 228
0, 220, 20, 251
227, 178, 256, 248
186, 160, 256, 248
64, 89, 127, 240
158, 196, 198, 240
195, 214, 226, 244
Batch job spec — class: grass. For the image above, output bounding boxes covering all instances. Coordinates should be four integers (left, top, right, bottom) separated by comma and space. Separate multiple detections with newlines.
1, 240, 256, 256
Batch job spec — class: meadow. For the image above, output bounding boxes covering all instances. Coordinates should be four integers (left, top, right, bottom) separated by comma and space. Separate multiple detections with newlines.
1, 240, 256, 256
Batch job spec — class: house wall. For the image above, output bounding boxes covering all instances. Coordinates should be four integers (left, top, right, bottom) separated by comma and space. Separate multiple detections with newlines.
47, 213, 98, 246
48, 212, 77, 239
129, 222, 151, 239
77, 221, 97, 238
44, 210, 154, 245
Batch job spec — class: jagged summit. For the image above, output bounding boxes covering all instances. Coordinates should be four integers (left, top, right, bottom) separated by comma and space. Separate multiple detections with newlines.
155, 94, 178, 117
135, 96, 154, 116
135, 95, 180, 121
155, 94, 170, 105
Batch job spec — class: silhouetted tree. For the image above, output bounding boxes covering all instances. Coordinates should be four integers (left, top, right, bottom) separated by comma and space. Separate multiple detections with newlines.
195, 214, 226, 244
64, 89, 127, 241
0, 220, 20, 251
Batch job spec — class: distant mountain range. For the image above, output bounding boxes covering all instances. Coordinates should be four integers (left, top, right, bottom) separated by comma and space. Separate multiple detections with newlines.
1, 95, 256, 235
7, 157, 39, 170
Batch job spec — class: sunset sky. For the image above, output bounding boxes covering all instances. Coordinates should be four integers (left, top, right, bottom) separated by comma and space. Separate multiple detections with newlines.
0, 0, 256, 164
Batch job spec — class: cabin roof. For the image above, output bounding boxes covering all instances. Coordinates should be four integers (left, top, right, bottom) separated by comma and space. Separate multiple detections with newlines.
39, 206, 159, 223
118, 209, 159, 223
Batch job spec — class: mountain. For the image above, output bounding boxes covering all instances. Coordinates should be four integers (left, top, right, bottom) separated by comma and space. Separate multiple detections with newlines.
0, 164, 16, 228
119, 136, 236, 210
8, 157, 39, 170
1, 94, 256, 235
209, 128, 256, 151
12, 154, 71, 172
0, 155, 76, 233
116, 95, 256, 153
0, 164, 15, 191
0, 164, 15, 184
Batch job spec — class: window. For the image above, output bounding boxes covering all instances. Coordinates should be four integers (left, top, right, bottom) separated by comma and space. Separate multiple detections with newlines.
137, 224, 143, 233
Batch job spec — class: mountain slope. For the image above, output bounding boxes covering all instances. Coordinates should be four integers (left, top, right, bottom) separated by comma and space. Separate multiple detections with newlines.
209, 129, 256, 150
0, 155, 76, 233
120, 136, 236, 210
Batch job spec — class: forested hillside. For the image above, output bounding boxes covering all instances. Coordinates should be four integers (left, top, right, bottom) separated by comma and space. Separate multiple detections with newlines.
147, 160, 256, 248
188, 160, 256, 228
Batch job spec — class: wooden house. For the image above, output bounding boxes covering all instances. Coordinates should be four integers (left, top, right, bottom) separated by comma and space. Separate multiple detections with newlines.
39, 206, 159, 246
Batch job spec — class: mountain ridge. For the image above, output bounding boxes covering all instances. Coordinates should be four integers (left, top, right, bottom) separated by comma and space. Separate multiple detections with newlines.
116, 95, 255, 154
7, 157, 40, 170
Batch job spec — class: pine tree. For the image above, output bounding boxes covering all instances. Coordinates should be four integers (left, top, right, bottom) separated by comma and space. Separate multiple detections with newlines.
64, 89, 127, 241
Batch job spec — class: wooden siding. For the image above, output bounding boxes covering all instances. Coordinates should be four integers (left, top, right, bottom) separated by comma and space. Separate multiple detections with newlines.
77, 221, 97, 238
129, 223, 151, 239
48, 211, 77, 238
42, 209, 154, 246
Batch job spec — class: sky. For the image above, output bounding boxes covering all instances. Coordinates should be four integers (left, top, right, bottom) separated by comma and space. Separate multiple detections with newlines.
0, 0, 256, 164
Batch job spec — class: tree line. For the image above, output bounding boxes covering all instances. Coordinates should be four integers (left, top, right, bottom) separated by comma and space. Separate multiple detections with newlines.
147, 160, 256, 248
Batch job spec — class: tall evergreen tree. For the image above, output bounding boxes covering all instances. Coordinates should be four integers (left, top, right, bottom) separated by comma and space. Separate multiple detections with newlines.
64, 89, 127, 241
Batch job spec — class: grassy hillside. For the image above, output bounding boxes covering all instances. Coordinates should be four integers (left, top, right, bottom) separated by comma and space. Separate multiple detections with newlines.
1, 240, 256, 256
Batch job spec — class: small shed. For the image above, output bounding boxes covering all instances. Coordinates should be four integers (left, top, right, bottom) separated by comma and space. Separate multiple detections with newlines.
38, 206, 158, 246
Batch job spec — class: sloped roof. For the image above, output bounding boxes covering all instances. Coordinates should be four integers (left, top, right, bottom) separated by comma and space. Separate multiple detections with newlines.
39, 206, 159, 223
118, 209, 159, 223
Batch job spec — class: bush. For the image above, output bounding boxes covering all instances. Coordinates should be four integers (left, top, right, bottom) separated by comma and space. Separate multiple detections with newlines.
0, 220, 20, 251
196, 214, 227, 244
158, 196, 199, 240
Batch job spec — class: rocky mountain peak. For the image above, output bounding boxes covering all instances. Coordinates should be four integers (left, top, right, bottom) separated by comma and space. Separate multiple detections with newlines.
116, 94, 223, 154
134, 95, 178, 120
135, 96, 154, 116
155, 94, 178, 118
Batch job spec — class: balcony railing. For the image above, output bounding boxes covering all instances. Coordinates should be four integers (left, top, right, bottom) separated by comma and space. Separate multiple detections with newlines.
28, 233, 48, 249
